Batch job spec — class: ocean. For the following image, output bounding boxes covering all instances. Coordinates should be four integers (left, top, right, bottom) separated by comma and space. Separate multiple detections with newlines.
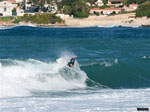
0, 26, 150, 112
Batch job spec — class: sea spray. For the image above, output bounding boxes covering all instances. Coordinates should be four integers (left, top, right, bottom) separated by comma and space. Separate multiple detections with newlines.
0, 56, 87, 98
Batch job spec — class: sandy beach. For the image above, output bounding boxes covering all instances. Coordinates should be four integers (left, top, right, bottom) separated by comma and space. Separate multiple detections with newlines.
64, 13, 150, 27
0, 13, 150, 27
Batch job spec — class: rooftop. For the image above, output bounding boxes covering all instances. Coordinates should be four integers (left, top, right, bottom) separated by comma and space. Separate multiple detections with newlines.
0, 0, 16, 3
129, 3, 138, 6
109, 0, 123, 2
91, 8, 121, 10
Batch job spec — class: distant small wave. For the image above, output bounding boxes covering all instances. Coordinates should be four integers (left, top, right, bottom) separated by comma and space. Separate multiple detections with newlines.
0, 24, 37, 30
0, 25, 140, 30
0, 26, 15, 30
97, 25, 139, 28
142, 56, 150, 59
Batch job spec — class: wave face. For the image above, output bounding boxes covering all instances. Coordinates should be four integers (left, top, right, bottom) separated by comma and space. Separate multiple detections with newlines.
0, 26, 150, 97
0, 57, 87, 98
81, 58, 150, 89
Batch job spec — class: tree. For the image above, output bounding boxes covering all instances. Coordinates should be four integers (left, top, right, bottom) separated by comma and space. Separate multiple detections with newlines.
136, 1, 150, 18
103, 0, 108, 5
63, 6, 72, 15
126, 0, 148, 5
123, 0, 128, 6
12, 8, 17, 16
62, 0, 90, 18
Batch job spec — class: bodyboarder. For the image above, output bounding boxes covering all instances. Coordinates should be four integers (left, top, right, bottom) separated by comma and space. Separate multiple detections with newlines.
68, 56, 77, 67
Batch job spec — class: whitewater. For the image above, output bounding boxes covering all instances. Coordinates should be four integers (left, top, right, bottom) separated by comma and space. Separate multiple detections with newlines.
0, 26, 150, 112
0, 56, 87, 98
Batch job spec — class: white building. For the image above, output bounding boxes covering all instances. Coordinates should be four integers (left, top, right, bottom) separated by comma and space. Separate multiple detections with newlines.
95, 0, 104, 7
16, 6, 24, 16
24, 0, 32, 11
107, 0, 123, 8
90, 8, 121, 15
0, 1, 17, 16
123, 4, 138, 12
49, 4, 58, 11
129, 4, 138, 10
45, 3, 58, 13
15, 0, 23, 3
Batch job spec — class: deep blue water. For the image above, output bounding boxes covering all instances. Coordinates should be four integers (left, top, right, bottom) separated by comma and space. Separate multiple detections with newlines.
0, 26, 150, 89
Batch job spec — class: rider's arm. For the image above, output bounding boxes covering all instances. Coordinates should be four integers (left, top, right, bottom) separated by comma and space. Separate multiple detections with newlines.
71, 58, 75, 64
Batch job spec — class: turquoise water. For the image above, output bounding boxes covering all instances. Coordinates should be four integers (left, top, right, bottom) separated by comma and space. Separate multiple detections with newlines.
0, 26, 150, 111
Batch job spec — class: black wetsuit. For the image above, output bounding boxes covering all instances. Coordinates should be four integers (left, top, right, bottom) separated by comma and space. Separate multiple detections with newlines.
68, 58, 76, 67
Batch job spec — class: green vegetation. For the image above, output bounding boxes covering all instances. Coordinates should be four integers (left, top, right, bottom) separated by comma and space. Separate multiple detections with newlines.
12, 8, 17, 16
62, 0, 90, 18
29, 0, 58, 7
14, 13, 63, 24
87, 0, 97, 4
103, 0, 108, 5
136, 1, 150, 18
63, 6, 72, 15
120, 11, 136, 14
27, 0, 90, 18
125, 0, 148, 6
0, 16, 14, 22
100, 5, 110, 9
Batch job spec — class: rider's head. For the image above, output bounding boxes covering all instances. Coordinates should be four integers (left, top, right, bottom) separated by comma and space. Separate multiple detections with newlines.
69, 63, 73, 67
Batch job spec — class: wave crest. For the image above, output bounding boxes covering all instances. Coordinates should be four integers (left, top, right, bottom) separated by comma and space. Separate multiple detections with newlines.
0, 56, 87, 98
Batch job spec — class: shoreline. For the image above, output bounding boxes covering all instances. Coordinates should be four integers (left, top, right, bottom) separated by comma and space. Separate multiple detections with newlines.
0, 13, 150, 28
0, 24, 150, 28
0, 23, 150, 28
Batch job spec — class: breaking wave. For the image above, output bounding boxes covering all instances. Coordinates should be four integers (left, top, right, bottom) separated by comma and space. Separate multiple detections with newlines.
0, 56, 87, 98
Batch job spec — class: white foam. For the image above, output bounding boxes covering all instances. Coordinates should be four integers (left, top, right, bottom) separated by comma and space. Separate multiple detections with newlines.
0, 26, 15, 30
81, 58, 118, 67
97, 25, 121, 28
99, 58, 118, 67
97, 25, 139, 28
1, 89, 150, 112
0, 24, 37, 30
114, 58, 118, 64
142, 56, 147, 59
100, 61, 113, 67
0, 56, 87, 98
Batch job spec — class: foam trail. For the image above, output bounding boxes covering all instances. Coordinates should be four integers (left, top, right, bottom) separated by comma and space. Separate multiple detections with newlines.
81, 58, 118, 67
0, 26, 15, 30
0, 56, 87, 98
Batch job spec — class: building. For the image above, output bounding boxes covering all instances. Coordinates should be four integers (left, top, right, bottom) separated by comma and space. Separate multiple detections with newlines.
107, 0, 123, 8
86, 2, 91, 7
16, 6, 24, 16
24, 0, 38, 13
15, 0, 23, 3
7, 0, 16, 3
48, 3, 58, 12
25, 1, 32, 11
129, 4, 138, 10
0, 1, 17, 16
123, 4, 138, 12
95, 0, 104, 7
44, 3, 58, 13
90, 8, 121, 15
